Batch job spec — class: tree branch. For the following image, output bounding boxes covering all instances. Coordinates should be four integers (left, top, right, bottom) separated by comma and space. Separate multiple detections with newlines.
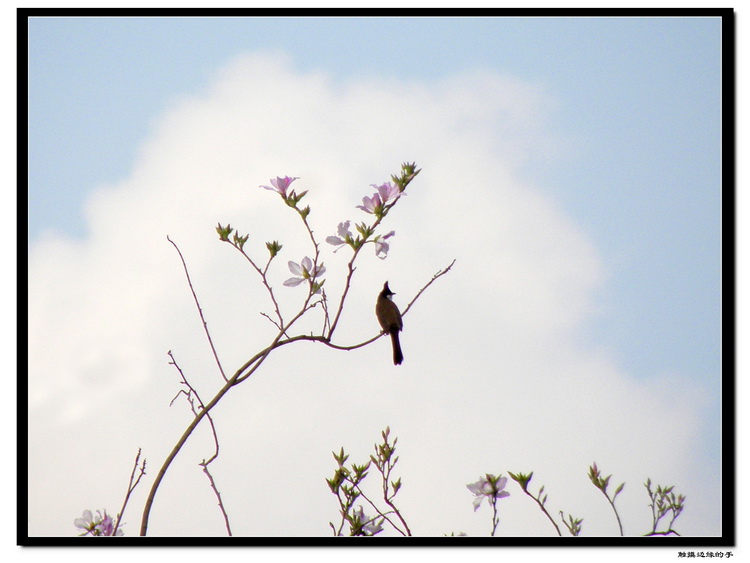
168, 236, 228, 382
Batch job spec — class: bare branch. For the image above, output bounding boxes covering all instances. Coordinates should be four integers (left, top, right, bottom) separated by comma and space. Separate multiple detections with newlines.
352, 488, 406, 536
402, 259, 456, 316
168, 236, 227, 382
200, 462, 232, 536
221, 239, 286, 330
260, 311, 284, 332
113, 448, 146, 537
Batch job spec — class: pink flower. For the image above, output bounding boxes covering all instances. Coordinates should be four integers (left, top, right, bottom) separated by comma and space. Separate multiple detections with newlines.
357, 182, 401, 216
467, 474, 510, 511
373, 182, 400, 205
260, 176, 299, 197
356, 193, 383, 215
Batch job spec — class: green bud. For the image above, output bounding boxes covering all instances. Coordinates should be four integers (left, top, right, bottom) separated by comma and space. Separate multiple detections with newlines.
215, 222, 233, 241
312, 279, 325, 294
233, 232, 249, 250
266, 240, 282, 257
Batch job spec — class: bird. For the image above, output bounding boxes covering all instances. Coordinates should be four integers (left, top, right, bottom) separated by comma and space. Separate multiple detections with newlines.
375, 281, 404, 365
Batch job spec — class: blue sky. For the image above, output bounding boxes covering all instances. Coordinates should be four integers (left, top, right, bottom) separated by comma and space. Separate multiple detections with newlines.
26, 14, 725, 541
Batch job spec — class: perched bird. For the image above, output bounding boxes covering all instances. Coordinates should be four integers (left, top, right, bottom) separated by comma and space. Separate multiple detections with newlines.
375, 281, 404, 365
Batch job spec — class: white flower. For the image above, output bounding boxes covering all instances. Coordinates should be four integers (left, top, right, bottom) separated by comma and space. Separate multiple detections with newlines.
283, 257, 326, 291
467, 474, 510, 511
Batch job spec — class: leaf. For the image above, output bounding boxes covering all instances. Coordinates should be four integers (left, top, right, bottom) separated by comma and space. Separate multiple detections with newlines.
615, 482, 625, 497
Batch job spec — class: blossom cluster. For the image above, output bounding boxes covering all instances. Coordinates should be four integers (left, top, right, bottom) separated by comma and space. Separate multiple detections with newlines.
256, 169, 417, 296
74, 509, 123, 536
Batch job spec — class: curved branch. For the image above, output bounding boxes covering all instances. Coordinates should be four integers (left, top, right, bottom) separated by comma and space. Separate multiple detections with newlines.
139, 340, 275, 535
139, 376, 234, 536
167, 351, 231, 534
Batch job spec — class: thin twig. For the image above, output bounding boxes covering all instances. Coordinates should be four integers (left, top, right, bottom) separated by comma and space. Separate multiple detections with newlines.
167, 236, 227, 382
519, 487, 562, 536
320, 289, 331, 335
607, 493, 624, 536
260, 311, 283, 331
232, 247, 285, 329
113, 449, 146, 536
402, 259, 456, 316
167, 351, 231, 533
373, 457, 411, 536
201, 463, 232, 536
353, 488, 406, 536
327, 245, 363, 339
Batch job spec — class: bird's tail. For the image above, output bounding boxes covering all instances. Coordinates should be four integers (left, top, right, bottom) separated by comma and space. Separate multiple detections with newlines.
390, 328, 404, 365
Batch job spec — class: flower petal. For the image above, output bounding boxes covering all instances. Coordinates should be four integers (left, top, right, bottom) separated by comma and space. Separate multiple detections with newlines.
326, 236, 345, 246
467, 481, 481, 494
356, 196, 374, 213
337, 220, 352, 237
375, 240, 389, 259
375, 182, 400, 204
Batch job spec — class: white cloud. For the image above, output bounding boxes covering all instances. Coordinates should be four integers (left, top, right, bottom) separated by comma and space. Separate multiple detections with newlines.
28, 51, 717, 538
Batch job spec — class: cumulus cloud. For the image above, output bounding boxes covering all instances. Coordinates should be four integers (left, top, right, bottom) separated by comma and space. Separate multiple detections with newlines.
28, 51, 716, 537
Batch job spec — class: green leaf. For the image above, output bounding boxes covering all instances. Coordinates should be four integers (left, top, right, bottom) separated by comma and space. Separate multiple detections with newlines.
614, 482, 625, 497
